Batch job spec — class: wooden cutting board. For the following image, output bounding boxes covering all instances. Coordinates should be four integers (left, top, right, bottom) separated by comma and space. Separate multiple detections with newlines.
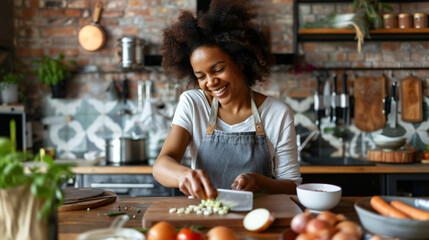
142, 194, 302, 228
59, 189, 116, 211
400, 76, 423, 122
367, 149, 417, 163
62, 188, 105, 202
354, 77, 386, 132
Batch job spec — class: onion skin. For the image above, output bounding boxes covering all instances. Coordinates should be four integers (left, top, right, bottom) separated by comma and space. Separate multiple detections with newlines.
207, 226, 238, 240
147, 221, 176, 240
331, 231, 360, 240
291, 212, 313, 233
334, 220, 363, 239
305, 218, 332, 239
295, 233, 316, 240
316, 211, 345, 227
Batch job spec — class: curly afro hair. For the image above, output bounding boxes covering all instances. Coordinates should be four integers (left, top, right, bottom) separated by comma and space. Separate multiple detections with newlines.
160, 0, 274, 87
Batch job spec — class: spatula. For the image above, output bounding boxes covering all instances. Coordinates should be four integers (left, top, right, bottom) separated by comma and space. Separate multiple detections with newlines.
216, 189, 253, 211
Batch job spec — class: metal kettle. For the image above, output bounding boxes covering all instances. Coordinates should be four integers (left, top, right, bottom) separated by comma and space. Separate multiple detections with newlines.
114, 36, 146, 68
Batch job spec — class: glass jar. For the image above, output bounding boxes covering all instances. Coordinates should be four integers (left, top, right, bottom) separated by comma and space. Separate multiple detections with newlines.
413, 13, 427, 28
398, 13, 412, 29
383, 14, 397, 29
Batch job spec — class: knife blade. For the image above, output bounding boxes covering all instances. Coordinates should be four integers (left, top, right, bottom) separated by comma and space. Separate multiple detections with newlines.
331, 74, 338, 124
216, 189, 253, 211
314, 76, 324, 130
340, 73, 349, 125
388, 82, 397, 128
323, 80, 331, 120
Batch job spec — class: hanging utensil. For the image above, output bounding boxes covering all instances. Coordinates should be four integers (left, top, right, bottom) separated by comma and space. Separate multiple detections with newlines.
78, 3, 106, 51
340, 73, 349, 125
387, 81, 397, 128
331, 74, 338, 124
400, 76, 423, 122
354, 76, 386, 132
314, 76, 324, 130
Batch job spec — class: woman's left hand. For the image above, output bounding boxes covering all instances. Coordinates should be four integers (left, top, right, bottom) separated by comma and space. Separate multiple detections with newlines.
231, 172, 264, 193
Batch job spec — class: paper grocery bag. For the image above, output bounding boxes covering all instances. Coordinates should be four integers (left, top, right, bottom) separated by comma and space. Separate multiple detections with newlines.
0, 185, 47, 240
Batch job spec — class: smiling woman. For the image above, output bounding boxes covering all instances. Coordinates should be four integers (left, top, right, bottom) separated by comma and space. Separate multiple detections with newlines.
152, 0, 301, 200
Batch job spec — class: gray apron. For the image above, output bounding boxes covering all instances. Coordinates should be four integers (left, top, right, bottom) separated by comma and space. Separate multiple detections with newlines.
195, 91, 273, 189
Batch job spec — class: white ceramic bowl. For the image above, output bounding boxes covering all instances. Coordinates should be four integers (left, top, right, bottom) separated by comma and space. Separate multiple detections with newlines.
355, 196, 429, 239
373, 135, 406, 150
296, 183, 342, 212
77, 228, 145, 240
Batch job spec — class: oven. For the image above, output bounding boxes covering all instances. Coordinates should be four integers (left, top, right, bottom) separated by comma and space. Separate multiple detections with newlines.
74, 173, 175, 197
0, 105, 27, 151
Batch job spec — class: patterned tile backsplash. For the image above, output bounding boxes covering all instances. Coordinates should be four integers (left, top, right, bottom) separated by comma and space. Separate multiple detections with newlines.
40, 89, 429, 160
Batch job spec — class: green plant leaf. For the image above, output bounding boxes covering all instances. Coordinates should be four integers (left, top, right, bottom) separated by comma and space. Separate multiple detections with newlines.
34, 53, 74, 86
1, 138, 74, 220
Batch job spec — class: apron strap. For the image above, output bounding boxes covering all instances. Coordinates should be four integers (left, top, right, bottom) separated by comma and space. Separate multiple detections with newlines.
205, 90, 266, 136
206, 98, 218, 134
249, 91, 265, 136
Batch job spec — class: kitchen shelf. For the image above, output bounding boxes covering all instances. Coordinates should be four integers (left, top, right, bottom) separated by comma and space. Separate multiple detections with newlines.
299, 28, 429, 41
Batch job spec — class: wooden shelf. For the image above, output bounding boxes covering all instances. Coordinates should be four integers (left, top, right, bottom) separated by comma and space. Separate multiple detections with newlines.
299, 28, 429, 41
297, 0, 428, 3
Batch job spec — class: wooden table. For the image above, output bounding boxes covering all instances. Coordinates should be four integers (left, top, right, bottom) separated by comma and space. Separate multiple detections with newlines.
58, 196, 361, 240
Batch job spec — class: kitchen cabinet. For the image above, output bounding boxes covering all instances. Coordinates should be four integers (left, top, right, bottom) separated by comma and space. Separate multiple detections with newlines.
386, 173, 429, 197
71, 164, 429, 197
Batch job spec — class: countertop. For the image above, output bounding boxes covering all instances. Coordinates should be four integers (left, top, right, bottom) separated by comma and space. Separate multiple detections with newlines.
58, 196, 360, 240
71, 163, 429, 174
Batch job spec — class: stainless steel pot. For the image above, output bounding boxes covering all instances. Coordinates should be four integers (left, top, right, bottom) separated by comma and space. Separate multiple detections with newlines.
105, 137, 146, 164
114, 36, 146, 68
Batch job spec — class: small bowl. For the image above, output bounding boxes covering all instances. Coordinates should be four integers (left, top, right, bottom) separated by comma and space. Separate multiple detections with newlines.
296, 183, 342, 212
373, 135, 406, 151
355, 196, 429, 239
77, 228, 145, 240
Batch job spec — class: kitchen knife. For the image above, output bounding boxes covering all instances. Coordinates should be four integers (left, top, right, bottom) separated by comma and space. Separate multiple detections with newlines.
216, 188, 253, 211
323, 80, 331, 120
331, 74, 338, 124
314, 76, 324, 130
340, 73, 349, 125
388, 82, 397, 128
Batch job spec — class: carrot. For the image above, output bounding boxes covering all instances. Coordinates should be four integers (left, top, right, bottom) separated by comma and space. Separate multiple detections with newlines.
390, 200, 429, 221
369, 196, 410, 219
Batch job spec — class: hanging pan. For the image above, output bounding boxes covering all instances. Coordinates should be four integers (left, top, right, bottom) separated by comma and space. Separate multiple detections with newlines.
78, 3, 106, 51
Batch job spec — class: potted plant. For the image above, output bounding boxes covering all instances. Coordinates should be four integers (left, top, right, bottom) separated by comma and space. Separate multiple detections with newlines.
33, 53, 76, 98
351, 0, 393, 29
0, 67, 24, 104
0, 120, 74, 240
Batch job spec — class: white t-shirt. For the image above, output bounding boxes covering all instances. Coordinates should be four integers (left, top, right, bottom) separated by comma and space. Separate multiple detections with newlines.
172, 89, 302, 185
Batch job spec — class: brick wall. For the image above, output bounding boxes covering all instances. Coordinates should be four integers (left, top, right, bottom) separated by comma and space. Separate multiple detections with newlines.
11, 0, 429, 157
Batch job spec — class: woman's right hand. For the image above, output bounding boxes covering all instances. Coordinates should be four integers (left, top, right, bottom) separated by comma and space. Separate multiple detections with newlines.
178, 169, 217, 199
